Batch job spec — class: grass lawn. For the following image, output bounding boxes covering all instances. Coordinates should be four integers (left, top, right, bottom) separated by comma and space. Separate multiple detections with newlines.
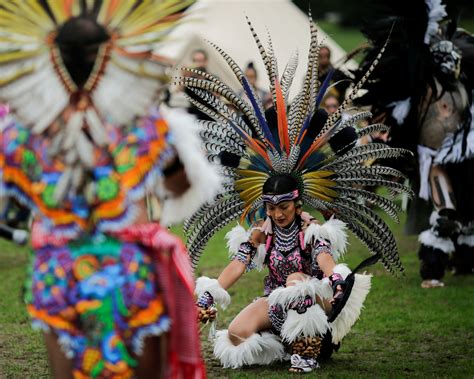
2, 212, 473, 378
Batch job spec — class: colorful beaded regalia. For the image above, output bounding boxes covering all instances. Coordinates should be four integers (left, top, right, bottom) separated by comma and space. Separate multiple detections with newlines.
0, 1, 220, 378
180, 13, 413, 372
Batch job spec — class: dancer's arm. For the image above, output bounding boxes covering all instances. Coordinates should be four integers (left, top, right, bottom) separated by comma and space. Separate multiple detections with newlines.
217, 260, 247, 289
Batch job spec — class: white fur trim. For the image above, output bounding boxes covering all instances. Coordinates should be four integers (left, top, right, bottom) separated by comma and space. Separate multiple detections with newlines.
389, 97, 411, 125
330, 272, 372, 344
332, 263, 352, 279
268, 277, 332, 308
458, 234, 474, 247
158, 107, 222, 225
225, 224, 250, 255
225, 224, 266, 271
304, 218, 348, 261
419, 230, 454, 253
280, 305, 329, 343
429, 211, 440, 226
195, 276, 231, 309
254, 244, 267, 271
213, 330, 285, 368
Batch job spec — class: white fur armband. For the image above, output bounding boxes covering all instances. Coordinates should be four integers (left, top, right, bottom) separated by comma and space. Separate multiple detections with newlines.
304, 217, 348, 261
195, 276, 231, 309
158, 108, 222, 225
225, 224, 250, 254
225, 223, 266, 271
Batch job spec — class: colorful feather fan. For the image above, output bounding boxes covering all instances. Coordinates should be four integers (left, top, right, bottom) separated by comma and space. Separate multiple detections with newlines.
180, 14, 414, 274
0, 1, 194, 233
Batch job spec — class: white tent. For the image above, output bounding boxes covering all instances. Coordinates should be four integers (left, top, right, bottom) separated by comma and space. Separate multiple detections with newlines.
159, 0, 357, 99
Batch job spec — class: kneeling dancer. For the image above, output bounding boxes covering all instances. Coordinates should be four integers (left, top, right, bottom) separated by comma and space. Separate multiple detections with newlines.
181, 15, 413, 373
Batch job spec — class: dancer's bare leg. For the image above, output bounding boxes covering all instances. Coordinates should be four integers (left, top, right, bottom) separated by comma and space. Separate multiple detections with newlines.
43, 332, 73, 379
135, 334, 168, 379
429, 164, 456, 210
227, 298, 272, 345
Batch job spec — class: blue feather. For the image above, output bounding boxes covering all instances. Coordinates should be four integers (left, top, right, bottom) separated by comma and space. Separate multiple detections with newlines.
241, 77, 278, 148
315, 68, 335, 107
297, 114, 312, 145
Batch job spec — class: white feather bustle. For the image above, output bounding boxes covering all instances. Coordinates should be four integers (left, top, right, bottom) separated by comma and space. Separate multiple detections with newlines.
419, 229, 454, 253
195, 276, 231, 309
213, 330, 285, 368
303, 218, 348, 261
158, 107, 222, 225
330, 264, 372, 344
424, 0, 448, 44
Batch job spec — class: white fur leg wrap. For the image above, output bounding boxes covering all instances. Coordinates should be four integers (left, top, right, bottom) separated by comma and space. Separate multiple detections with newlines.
281, 305, 329, 343
304, 218, 348, 261
195, 276, 230, 309
158, 108, 222, 225
330, 264, 372, 344
268, 278, 332, 343
419, 229, 454, 253
213, 330, 285, 368
268, 277, 332, 308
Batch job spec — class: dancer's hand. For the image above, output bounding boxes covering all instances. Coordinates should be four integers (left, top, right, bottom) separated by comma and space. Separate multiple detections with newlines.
197, 306, 217, 323
249, 221, 265, 247
330, 284, 344, 305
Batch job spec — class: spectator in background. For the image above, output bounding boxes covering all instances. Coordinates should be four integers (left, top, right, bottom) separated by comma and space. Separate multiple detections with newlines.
239, 62, 272, 109
184, 49, 214, 120
192, 48, 208, 70
318, 45, 351, 105
322, 94, 340, 114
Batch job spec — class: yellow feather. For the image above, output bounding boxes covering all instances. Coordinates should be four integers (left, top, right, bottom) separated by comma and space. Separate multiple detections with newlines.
0, 49, 44, 63
302, 170, 335, 179
0, 66, 36, 86
236, 169, 270, 179
304, 183, 338, 198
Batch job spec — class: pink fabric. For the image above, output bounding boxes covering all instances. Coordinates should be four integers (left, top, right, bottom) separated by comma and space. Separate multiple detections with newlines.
31, 221, 72, 249
114, 223, 206, 379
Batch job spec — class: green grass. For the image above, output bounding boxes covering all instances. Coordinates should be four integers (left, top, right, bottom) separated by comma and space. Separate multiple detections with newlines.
194, 214, 474, 378
2, 214, 474, 378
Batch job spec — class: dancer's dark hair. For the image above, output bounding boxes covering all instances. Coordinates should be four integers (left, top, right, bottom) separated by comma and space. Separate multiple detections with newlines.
55, 15, 110, 87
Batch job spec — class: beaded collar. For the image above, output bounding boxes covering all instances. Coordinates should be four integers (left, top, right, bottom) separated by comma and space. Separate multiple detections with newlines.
273, 219, 300, 253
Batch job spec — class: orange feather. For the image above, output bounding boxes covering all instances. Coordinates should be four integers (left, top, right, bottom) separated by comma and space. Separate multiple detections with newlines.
274, 80, 290, 155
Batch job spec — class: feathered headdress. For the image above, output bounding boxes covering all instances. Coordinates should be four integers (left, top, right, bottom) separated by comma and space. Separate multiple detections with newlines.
179, 14, 414, 274
0, 0, 193, 142
0, 1, 195, 233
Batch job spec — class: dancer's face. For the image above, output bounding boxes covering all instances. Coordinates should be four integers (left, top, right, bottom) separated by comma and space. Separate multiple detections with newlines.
265, 200, 299, 228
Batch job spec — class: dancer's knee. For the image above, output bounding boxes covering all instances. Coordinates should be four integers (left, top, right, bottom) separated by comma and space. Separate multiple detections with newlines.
228, 323, 252, 346
286, 272, 306, 286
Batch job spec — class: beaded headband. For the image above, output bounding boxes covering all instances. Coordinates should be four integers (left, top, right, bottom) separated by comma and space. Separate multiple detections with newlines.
262, 190, 300, 205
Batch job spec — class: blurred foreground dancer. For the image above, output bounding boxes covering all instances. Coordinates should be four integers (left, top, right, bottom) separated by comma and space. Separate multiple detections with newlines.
0, 1, 221, 378
179, 14, 413, 373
